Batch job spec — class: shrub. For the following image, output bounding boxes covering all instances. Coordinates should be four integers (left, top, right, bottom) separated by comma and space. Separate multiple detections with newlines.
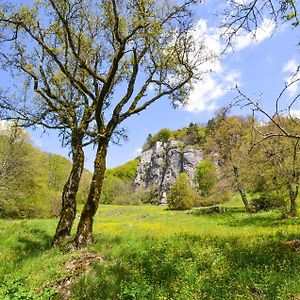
113, 193, 141, 205
251, 192, 287, 212
100, 176, 132, 204
194, 192, 231, 207
138, 185, 161, 205
195, 160, 218, 197
191, 206, 227, 215
167, 173, 197, 210
100, 176, 143, 205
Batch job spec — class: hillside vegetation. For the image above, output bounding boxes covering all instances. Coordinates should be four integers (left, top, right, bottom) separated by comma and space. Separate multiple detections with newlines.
0, 127, 91, 218
142, 123, 206, 151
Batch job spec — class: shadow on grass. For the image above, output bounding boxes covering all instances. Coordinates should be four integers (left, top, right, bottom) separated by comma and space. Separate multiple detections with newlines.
71, 232, 300, 300
10, 226, 53, 265
192, 206, 300, 228
225, 212, 300, 228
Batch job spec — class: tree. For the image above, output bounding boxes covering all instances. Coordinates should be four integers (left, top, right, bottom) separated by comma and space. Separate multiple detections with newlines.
146, 128, 173, 148
0, 122, 38, 217
204, 113, 252, 212
105, 157, 140, 181
222, 0, 300, 141
167, 173, 196, 210
0, 1, 99, 245
195, 160, 217, 197
222, 0, 299, 49
0, 0, 208, 247
248, 118, 300, 216
222, 0, 300, 216
74, 0, 207, 248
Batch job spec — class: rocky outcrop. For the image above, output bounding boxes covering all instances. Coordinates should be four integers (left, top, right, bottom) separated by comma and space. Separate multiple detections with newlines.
134, 140, 202, 202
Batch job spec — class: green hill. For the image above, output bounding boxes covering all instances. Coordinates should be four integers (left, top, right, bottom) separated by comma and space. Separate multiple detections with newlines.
0, 128, 91, 219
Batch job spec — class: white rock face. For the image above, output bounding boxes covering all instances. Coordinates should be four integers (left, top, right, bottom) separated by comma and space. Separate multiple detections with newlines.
135, 140, 203, 201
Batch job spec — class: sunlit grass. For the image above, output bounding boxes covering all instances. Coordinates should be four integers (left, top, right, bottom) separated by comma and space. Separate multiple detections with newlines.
1, 204, 300, 299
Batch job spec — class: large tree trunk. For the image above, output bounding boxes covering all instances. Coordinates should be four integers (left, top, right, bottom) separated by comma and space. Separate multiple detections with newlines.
74, 142, 107, 248
233, 166, 251, 213
288, 183, 298, 217
52, 140, 84, 246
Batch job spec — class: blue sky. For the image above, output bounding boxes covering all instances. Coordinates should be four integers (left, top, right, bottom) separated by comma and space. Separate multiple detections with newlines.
2, 0, 300, 171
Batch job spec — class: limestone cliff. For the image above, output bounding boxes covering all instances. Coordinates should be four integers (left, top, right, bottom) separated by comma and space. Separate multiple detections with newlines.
134, 140, 202, 202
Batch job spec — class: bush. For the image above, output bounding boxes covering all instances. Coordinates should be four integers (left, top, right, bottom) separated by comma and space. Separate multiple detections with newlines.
138, 185, 161, 205
100, 176, 143, 205
113, 193, 141, 205
167, 173, 198, 210
100, 176, 131, 204
191, 206, 227, 215
194, 192, 231, 207
251, 193, 287, 212
195, 160, 218, 197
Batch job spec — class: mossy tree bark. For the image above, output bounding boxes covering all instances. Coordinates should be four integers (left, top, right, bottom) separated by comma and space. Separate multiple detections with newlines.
288, 183, 298, 217
52, 136, 85, 246
74, 141, 107, 248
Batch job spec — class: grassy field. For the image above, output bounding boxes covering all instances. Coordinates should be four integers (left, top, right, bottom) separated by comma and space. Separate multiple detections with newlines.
1, 204, 300, 299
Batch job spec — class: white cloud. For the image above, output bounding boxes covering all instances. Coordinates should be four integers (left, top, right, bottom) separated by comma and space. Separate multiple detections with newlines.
183, 19, 241, 113
289, 109, 300, 119
183, 17, 275, 113
282, 59, 300, 97
186, 69, 240, 113
283, 59, 298, 73
0, 120, 12, 132
233, 19, 276, 51
130, 147, 142, 158
181, 17, 276, 113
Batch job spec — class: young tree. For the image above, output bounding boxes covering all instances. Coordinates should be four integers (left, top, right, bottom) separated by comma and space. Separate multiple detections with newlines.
204, 113, 252, 212
195, 160, 217, 197
167, 173, 196, 210
249, 118, 300, 216
0, 0, 208, 247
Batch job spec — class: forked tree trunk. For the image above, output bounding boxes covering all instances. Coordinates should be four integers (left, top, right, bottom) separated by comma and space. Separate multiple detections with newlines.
52, 141, 84, 246
74, 142, 107, 248
233, 166, 251, 213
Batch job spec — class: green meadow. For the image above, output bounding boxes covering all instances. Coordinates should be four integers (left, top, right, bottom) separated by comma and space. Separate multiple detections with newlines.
1, 203, 300, 299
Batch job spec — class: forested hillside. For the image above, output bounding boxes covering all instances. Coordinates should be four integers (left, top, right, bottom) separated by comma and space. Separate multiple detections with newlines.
0, 125, 91, 218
